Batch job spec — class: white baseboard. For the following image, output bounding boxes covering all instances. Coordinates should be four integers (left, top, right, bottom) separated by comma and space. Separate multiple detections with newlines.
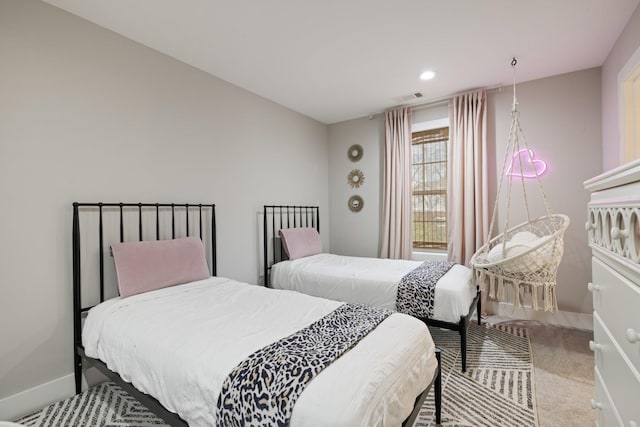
0, 369, 105, 421
0, 374, 76, 421
487, 301, 593, 331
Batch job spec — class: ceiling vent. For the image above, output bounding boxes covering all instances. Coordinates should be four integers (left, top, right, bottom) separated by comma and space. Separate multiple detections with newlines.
396, 92, 424, 103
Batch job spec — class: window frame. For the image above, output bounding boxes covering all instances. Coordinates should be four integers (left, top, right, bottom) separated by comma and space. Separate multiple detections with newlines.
411, 118, 449, 251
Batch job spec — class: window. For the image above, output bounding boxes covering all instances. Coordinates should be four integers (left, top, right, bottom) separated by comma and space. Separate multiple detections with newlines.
622, 57, 640, 163
411, 126, 448, 250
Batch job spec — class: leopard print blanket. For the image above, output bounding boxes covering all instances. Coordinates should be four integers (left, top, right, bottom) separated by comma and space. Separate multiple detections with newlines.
215, 303, 392, 426
396, 260, 455, 319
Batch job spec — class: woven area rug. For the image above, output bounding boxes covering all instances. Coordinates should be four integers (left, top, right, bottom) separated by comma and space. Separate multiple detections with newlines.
16, 383, 167, 427
416, 323, 539, 427
17, 324, 537, 427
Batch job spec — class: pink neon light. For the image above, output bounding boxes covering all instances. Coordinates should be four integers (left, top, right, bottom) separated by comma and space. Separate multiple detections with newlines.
506, 148, 548, 178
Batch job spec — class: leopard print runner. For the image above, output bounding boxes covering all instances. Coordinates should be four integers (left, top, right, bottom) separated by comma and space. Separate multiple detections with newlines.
215, 303, 392, 426
396, 260, 455, 319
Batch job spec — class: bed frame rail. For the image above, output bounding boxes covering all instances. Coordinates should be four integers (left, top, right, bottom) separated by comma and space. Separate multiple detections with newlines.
402, 348, 442, 427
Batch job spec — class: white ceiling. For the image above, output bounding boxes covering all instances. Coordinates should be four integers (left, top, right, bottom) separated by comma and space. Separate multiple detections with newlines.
43, 0, 639, 124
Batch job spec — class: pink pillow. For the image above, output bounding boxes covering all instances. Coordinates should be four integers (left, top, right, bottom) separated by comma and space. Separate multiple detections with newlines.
279, 227, 323, 260
111, 237, 210, 298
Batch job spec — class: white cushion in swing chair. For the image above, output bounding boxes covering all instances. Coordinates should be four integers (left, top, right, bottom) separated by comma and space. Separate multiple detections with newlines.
510, 231, 538, 244
486, 232, 553, 273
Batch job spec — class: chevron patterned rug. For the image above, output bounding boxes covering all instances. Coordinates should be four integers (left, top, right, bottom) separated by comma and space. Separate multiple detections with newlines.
16, 383, 167, 426
417, 323, 538, 427
16, 324, 536, 427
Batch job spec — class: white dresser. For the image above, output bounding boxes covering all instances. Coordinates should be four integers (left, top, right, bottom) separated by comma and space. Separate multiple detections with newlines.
585, 159, 640, 427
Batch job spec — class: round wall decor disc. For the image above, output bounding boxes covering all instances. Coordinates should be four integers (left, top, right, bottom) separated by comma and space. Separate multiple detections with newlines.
347, 144, 363, 162
348, 195, 364, 212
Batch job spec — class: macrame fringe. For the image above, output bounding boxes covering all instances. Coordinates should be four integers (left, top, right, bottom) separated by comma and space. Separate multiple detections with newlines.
475, 271, 558, 313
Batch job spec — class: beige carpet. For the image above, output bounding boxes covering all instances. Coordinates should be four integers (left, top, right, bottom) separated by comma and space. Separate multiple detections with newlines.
488, 317, 595, 427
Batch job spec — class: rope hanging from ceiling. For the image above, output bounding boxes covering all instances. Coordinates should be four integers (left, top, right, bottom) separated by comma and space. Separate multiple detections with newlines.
469, 58, 569, 312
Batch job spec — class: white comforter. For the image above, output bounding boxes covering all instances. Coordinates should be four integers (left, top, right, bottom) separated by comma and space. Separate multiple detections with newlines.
83, 277, 437, 427
271, 253, 476, 323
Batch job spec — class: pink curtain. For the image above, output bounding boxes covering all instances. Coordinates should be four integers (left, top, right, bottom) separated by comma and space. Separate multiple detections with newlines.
380, 107, 412, 259
447, 90, 488, 265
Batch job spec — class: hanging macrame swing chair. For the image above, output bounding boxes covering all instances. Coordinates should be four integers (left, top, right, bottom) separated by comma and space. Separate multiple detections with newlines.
469, 58, 570, 312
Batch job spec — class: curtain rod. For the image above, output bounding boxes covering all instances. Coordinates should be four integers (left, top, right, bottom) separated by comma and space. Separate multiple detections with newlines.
410, 98, 449, 112
410, 86, 503, 113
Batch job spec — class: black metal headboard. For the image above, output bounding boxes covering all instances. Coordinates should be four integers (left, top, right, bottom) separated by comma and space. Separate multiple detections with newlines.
72, 202, 216, 382
263, 205, 319, 287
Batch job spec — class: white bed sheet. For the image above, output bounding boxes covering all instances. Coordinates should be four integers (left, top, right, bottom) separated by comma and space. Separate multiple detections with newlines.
270, 253, 476, 323
83, 276, 437, 427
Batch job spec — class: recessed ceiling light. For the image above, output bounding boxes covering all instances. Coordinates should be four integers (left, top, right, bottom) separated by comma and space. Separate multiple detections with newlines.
420, 70, 436, 81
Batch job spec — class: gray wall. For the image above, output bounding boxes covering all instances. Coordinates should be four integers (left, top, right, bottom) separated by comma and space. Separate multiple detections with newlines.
328, 68, 602, 315
0, 0, 329, 400
602, 2, 640, 171
328, 116, 383, 256
327, 105, 448, 257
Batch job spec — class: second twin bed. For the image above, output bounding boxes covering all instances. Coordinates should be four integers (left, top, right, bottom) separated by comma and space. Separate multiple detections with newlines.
263, 205, 482, 372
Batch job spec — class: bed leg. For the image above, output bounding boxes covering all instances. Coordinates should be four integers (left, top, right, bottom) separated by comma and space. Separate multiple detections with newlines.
459, 323, 467, 373
477, 289, 482, 325
435, 349, 442, 425
74, 353, 82, 394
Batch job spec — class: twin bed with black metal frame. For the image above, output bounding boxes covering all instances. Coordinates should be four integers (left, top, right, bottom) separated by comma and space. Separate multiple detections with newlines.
263, 205, 482, 373
72, 201, 442, 426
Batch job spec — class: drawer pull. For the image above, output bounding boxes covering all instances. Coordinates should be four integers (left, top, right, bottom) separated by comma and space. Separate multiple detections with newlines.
587, 282, 601, 292
588, 340, 602, 351
626, 328, 640, 344
610, 227, 629, 240
591, 399, 603, 410
585, 221, 597, 231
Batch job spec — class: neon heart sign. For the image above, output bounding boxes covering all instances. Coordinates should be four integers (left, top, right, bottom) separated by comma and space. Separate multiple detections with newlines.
506, 148, 548, 178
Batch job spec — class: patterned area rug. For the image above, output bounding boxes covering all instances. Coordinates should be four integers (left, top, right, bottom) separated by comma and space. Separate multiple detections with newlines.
417, 323, 539, 427
16, 383, 167, 426
16, 324, 537, 427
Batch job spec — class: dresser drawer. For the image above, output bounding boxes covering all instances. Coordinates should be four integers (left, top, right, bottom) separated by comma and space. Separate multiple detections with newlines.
593, 366, 623, 427
593, 313, 640, 425
592, 257, 640, 373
